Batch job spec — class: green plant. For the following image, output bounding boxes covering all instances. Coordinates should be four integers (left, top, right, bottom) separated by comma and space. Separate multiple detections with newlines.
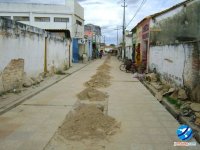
165, 96, 182, 109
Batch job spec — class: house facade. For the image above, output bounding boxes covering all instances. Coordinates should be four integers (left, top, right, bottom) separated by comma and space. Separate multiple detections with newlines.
0, 0, 84, 63
132, 0, 200, 102
132, 17, 151, 69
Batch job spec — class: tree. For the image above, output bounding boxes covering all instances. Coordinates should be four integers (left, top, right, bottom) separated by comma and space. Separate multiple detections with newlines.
110, 44, 116, 47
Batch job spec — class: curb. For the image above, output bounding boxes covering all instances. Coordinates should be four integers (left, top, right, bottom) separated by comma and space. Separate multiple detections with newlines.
0, 63, 91, 115
141, 81, 200, 144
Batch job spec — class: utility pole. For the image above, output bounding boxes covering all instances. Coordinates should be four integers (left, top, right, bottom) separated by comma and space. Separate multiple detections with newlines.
117, 28, 118, 46
103, 36, 105, 52
122, 0, 127, 60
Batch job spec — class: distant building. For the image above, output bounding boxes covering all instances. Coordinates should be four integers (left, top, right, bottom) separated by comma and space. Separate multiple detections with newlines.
85, 24, 101, 36
84, 24, 102, 59
0, 0, 84, 63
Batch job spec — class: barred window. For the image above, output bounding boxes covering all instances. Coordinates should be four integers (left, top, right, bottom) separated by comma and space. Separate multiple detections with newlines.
35, 17, 50, 22
13, 16, 29, 21
54, 17, 69, 22
1, 16, 11, 19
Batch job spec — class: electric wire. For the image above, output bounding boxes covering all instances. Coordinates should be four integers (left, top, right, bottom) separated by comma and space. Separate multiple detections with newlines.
126, 0, 147, 28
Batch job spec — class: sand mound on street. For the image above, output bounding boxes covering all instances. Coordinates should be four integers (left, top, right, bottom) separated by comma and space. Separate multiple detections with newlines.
97, 63, 111, 71
58, 104, 120, 141
77, 87, 108, 101
85, 77, 111, 88
85, 67, 111, 88
91, 71, 111, 80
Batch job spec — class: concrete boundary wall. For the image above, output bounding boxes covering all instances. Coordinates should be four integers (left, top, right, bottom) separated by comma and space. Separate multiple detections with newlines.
149, 42, 200, 92
0, 17, 70, 92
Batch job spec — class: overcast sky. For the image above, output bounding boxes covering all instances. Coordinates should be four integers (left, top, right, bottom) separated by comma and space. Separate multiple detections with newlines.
0, 0, 184, 44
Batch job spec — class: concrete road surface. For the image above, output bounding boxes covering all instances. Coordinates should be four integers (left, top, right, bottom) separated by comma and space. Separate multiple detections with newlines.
0, 56, 199, 150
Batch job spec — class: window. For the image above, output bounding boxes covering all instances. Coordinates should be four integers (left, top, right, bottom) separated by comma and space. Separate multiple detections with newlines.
35, 17, 50, 22
76, 20, 82, 26
54, 17, 69, 22
13, 16, 29, 21
1, 16, 11, 19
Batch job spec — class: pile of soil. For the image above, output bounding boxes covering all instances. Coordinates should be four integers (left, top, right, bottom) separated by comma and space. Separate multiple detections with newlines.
85, 78, 111, 88
58, 104, 120, 140
85, 62, 112, 88
77, 87, 108, 101
91, 71, 111, 80
97, 63, 111, 72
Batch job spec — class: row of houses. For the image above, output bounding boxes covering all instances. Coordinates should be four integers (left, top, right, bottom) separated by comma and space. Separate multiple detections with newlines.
124, 0, 200, 101
0, 0, 103, 94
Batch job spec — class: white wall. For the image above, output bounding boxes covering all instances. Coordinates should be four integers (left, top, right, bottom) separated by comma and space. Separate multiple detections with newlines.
150, 0, 197, 28
125, 47, 132, 60
0, 29, 45, 77
149, 44, 192, 87
47, 38, 69, 71
0, 18, 70, 77
125, 36, 132, 59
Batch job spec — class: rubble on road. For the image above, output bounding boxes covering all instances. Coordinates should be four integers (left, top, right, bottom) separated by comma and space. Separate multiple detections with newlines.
178, 88, 188, 100
150, 82, 163, 90
97, 63, 111, 71
58, 56, 120, 141
23, 77, 33, 87
85, 78, 111, 88
143, 71, 200, 128
190, 103, 200, 112
58, 104, 120, 141
192, 85, 200, 103
91, 71, 111, 80
145, 73, 158, 82
77, 87, 108, 101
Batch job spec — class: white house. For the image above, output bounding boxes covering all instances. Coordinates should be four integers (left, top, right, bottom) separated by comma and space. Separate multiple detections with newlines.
0, 0, 84, 62
125, 31, 133, 60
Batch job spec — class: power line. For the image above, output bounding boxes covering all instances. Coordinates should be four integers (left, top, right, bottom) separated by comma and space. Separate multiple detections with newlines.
101, 26, 123, 30
126, 0, 147, 28
101, 27, 122, 33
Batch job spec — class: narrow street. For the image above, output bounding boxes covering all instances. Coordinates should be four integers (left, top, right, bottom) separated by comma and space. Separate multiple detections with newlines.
0, 56, 199, 150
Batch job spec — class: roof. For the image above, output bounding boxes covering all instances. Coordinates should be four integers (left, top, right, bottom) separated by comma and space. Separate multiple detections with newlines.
131, 0, 194, 32
45, 29, 70, 32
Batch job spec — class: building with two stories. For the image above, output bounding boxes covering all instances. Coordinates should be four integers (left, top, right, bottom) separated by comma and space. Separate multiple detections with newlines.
0, 0, 84, 63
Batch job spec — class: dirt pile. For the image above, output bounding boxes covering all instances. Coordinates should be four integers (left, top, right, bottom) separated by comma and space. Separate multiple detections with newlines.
91, 71, 111, 80
85, 62, 112, 88
77, 87, 108, 101
97, 63, 111, 72
58, 104, 120, 140
85, 77, 111, 88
